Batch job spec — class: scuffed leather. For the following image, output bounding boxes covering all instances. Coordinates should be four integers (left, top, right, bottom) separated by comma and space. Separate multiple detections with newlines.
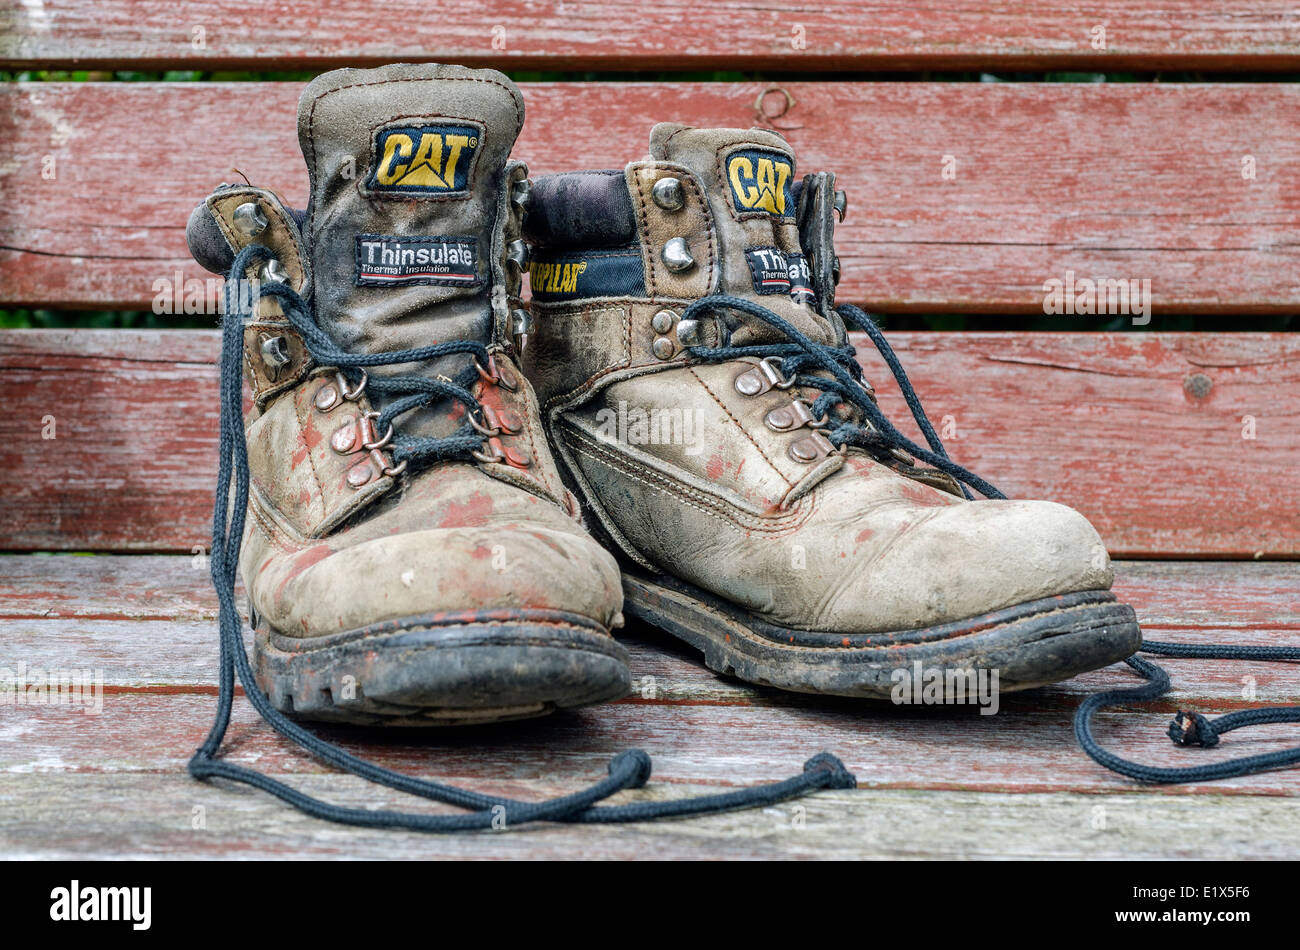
298, 63, 528, 442
526, 124, 1114, 634
190, 64, 623, 640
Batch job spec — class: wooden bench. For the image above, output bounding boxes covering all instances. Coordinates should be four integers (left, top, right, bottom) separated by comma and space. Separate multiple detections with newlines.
2, 2, 1298, 858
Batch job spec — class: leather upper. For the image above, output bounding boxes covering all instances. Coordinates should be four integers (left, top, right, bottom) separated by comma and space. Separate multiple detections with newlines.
524, 124, 1113, 634
188, 65, 623, 638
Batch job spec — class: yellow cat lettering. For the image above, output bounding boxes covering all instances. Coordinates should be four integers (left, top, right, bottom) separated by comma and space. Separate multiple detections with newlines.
727, 151, 792, 216
370, 125, 479, 194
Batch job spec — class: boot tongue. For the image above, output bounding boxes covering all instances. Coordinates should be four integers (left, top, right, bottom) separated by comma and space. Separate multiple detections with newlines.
648, 123, 836, 346
296, 63, 524, 436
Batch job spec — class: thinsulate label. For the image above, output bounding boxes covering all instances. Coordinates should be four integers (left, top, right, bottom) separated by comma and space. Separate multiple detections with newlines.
354, 234, 481, 288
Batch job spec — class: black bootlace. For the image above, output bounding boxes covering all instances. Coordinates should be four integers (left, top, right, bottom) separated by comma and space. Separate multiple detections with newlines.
188, 246, 855, 831
681, 292, 1300, 785
682, 294, 1001, 499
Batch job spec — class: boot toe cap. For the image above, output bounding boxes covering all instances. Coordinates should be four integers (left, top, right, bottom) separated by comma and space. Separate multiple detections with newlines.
823, 499, 1112, 632
258, 524, 623, 637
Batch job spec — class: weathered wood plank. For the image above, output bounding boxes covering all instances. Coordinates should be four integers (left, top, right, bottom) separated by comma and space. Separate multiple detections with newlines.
3, 557, 1297, 706
3, 775, 1297, 859
5, 691, 1300, 796
3, 556, 1295, 834
3, 82, 1300, 313
3, 331, 1297, 555
3, 2, 1299, 72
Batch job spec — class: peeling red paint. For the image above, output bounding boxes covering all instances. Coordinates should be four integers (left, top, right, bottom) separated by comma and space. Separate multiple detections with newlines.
438, 491, 495, 529
275, 544, 333, 599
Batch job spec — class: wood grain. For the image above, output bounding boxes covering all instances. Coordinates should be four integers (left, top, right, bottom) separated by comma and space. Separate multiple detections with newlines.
2, 558, 1297, 708
3, 776, 1297, 859
2, 330, 1296, 555
3, 82, 1299, 313
3, 2, 1299, 72
3, 555, 1296, 855
8, 687, 1300, 796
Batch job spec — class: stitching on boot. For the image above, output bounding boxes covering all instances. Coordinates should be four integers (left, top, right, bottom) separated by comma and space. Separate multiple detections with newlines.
246, 489, 304, 555
565, 425, 816, 534
534, 302, 634, 413
687, 366, 794, 488
629, 169, 658, 298
305, 74, 524, 239
677, 170, 718, 287
291, 385, 329, 517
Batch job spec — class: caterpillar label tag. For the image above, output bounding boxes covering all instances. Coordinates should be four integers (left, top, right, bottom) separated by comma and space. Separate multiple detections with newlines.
529, 245, 644, 302
366, 123, 481, 196
355, 234, 481, 287
745, 246, 814, 302
726, 148, 794, 217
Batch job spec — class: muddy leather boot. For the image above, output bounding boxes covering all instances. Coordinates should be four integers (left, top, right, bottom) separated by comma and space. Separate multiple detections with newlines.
521, 124, 1141, 700
186, 64, 629, 725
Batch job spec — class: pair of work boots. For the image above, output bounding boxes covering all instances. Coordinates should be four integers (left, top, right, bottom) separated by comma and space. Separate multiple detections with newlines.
188, 63, 1141, 728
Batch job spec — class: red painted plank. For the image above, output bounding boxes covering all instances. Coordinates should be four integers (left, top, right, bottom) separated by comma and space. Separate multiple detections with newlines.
2, 557, 1296, 709
2, 2, 1299, 71
2, 330, 1296, 555
6, 692, 1300, 797
3, 82, 1299, 312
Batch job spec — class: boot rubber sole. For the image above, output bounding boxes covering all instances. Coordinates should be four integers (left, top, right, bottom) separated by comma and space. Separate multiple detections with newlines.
622, 571, 1141, 700
252, 607, 631, 726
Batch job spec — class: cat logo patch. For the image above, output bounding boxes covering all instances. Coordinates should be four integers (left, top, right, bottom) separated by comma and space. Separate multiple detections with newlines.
726, 148, 794, 217
367, 123, 481, 196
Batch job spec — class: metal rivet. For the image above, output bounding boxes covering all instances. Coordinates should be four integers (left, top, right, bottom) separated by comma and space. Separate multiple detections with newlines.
676, 318, 702, 347
496, 362, 519, 391
510, 178, 532, 211
315, 383, 340, 412
504, 445, 532, 468
346, 458, 377, 487
651, 309, 676, 334
506, 239, 529, 273
259, 258, 289, 285
652, 177, 685, 211
233, 201, 268, 237
735, 369, 763, 396
258, 333, 290, 380
789, 438, 821, 462
510, 308, 533, 355
789, 433, 836, 464
331, 416, 360, 454
497, 409, 523, 434
661, 237, 694, 273
766, 406, 797, 431
652, 337, 676, 360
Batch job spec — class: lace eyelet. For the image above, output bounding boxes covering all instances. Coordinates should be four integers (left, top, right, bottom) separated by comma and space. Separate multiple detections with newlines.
472, 438, 507, 465
339, 369, 367, 400
759, 356, 796, 390
469, 407, 501, 437
360, 410, 394, 451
